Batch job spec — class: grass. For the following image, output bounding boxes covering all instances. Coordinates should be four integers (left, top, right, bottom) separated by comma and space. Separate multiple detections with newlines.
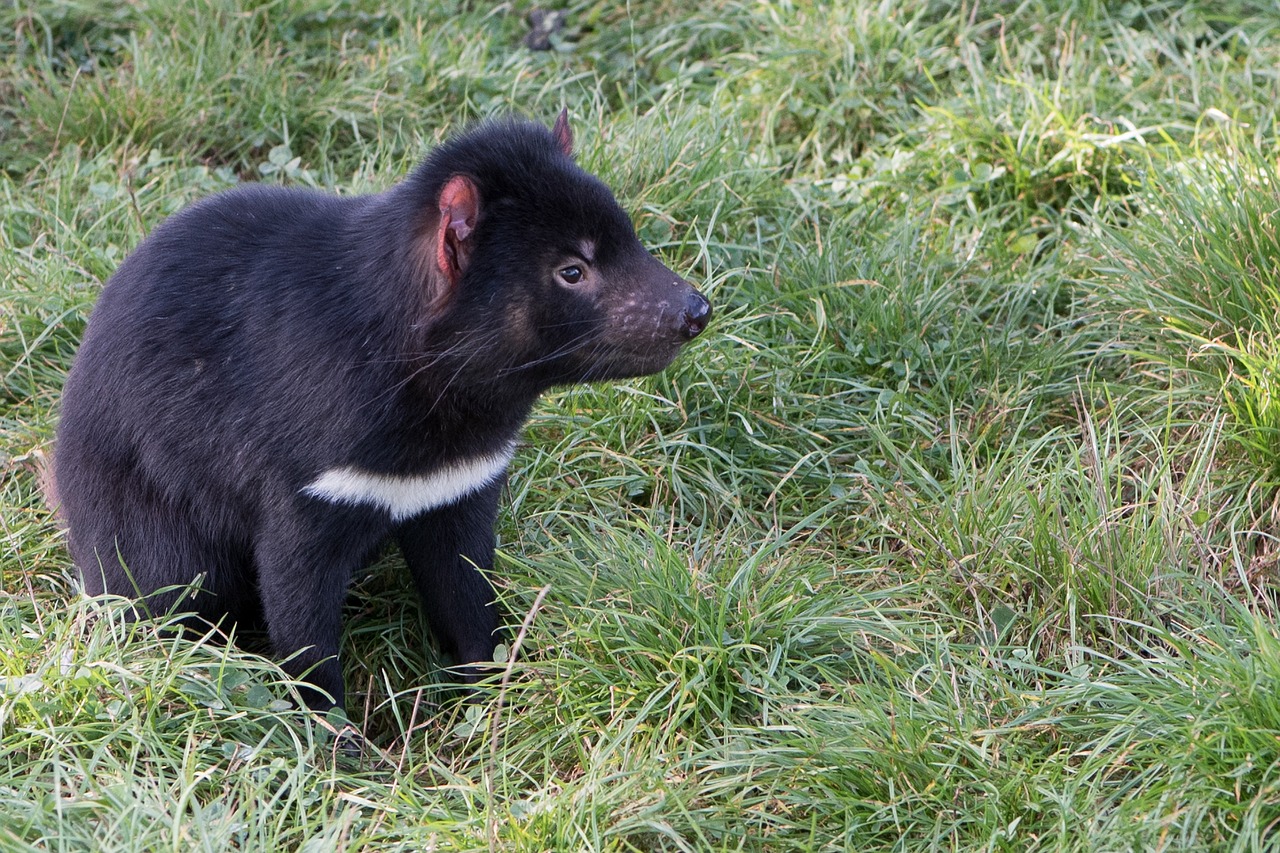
6, 0, 1280, 849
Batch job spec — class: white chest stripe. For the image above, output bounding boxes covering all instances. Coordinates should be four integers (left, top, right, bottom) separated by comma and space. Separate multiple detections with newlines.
302, 445, 514, 521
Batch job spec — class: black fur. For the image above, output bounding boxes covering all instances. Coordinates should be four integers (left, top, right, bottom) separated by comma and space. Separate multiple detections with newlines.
54, 115, 711, 710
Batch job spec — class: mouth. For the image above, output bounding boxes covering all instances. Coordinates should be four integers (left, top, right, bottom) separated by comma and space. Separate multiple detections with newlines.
587, 338, 688, 379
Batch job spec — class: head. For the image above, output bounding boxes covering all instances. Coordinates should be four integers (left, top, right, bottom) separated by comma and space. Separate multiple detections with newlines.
408, 112, 711, 388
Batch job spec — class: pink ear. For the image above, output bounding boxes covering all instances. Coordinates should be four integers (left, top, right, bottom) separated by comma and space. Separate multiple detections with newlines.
436, 175, 479, 285
552, 108, 573, 157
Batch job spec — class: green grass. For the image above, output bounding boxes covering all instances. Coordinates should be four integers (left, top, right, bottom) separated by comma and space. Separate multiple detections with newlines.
7, 0, 1280, 849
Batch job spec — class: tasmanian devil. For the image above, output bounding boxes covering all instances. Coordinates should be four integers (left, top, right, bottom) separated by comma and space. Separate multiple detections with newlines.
52, 112, 711, 711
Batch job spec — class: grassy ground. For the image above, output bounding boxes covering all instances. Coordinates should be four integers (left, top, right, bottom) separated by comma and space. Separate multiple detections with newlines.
5, 0, 1280, 849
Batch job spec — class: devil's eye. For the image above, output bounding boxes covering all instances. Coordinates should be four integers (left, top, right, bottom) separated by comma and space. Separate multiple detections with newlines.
557, 265, 584, 285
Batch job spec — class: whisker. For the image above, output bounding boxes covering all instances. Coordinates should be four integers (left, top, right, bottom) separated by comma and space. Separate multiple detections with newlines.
496, 329, 605, 376
362, 328, 508, 411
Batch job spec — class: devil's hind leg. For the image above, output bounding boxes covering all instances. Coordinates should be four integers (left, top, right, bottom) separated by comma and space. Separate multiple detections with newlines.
60, 457, 241, 629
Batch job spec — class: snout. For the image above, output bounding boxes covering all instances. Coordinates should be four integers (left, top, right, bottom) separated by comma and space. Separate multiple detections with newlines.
681, 290, 712, 340
591, 266, 711, 379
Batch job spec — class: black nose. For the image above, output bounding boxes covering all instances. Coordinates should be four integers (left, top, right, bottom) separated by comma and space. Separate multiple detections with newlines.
682, 292, 712, 339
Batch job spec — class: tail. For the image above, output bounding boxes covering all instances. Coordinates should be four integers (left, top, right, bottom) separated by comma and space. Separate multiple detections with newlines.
29, 446, 63, 523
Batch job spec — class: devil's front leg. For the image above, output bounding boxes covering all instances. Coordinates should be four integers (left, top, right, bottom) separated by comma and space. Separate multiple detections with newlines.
255, 502, 388, 712
395, 479, 504, 683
